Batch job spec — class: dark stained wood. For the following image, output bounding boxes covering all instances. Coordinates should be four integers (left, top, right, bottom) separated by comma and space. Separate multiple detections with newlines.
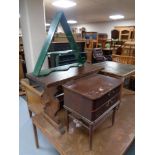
32, 88, 135, 155
94, 61, 135, 78
26, 63, 103, 132
94, 61, 135, 101
32, 123, 39, 148
27, 63, 103, 88
63, 74, 122, 121
63, 74, 122, 149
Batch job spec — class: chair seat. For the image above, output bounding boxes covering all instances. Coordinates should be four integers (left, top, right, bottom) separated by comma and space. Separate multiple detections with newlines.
28, 103, 44, 114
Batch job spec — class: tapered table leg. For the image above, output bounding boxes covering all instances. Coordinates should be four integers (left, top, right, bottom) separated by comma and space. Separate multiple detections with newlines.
32, 124, 39, 148
89, 125, 93, 150
66, 111, 69, 132
112, 108, 116, 126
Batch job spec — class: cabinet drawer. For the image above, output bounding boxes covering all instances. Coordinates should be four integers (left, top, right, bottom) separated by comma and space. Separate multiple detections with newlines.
93, 86, 121, 109
91, 94, 120, 121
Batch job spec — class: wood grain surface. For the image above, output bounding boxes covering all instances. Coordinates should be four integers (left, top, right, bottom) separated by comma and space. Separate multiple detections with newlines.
32, 88, 135, 155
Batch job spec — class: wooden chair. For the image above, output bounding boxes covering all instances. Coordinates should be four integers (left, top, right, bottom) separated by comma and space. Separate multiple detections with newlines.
121, 41, 135, 56
112, 54, 135, 65
20, 79, 46, 117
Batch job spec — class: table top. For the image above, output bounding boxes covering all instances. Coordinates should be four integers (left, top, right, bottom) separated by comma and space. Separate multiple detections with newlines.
63, 74, 122, 100
27, 63, 103, 87
94, 61, 135, 78
32, 88, 135, 155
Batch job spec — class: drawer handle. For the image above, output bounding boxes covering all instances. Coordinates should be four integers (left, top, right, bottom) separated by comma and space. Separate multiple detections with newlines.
106, 102, 110, 107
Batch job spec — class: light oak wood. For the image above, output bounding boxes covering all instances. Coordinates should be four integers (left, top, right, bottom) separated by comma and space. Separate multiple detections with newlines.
20, 79, 46, 117
112, 54, 135, 65
114, 26, 135, 41
32, 88, 135, 155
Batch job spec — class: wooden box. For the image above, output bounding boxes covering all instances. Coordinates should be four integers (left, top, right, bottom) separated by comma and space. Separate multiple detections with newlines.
63, 74, 122, 121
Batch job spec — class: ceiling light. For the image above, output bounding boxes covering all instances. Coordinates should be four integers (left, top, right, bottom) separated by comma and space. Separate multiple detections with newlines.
67, 20, 77, 24
52, 0, 76, 8
109, 15, 124, 20
45, 23, 50, 26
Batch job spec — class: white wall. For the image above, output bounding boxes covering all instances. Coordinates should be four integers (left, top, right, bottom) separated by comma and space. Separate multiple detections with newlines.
72, 19, 135, 39
19, 0, 48, 73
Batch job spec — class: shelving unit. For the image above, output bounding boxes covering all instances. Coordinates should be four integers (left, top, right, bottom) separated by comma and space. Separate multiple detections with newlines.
114, 26, 135, 41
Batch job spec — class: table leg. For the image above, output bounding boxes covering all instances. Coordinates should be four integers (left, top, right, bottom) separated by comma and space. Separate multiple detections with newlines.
112, 107, 116, 126
43, 86, 65, 134
89, 125, 93, 150
32, 123, 39, 148
28, 109, 32, 118
66, 111, 69, 132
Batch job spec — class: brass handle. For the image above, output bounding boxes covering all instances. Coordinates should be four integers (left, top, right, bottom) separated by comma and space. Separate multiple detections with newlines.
106, 102, 110, 107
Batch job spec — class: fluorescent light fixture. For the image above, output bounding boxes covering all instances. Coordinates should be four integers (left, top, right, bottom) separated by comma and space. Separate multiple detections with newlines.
67, 20, 77, 24
109, 15, 124, 20
52, 0, 76, 8
45, 23, 50, 26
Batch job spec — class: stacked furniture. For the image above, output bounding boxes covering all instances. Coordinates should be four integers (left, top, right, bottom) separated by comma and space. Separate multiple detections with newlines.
22, 12, 135, 154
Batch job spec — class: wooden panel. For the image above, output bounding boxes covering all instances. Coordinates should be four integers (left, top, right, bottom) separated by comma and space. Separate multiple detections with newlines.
20, 79, 45, 114
32, 88, 135, 155
27, 63, 103, 87
63, 74, 121, 121
112, 54, 135, 65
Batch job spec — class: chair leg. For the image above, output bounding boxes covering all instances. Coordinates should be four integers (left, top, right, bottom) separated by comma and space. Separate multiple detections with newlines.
29, 109, 32, 118
32, 123, 39, 148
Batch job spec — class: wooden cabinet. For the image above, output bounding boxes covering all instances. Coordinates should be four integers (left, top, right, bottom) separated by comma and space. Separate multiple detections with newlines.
84, 32, 98, 48
98, 33, 108, 48
63, 74, 121, 121
63, 74, 122, 149
114, 26, 135, 41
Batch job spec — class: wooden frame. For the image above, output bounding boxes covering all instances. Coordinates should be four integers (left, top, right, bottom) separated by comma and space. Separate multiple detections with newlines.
20, 79, 45, 117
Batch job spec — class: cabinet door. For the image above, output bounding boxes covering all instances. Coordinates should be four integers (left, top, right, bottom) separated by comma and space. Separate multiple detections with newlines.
121, 30, 130, 40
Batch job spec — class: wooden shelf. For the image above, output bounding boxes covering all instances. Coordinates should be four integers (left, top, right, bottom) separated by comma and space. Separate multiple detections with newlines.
114, 26, 135, 41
